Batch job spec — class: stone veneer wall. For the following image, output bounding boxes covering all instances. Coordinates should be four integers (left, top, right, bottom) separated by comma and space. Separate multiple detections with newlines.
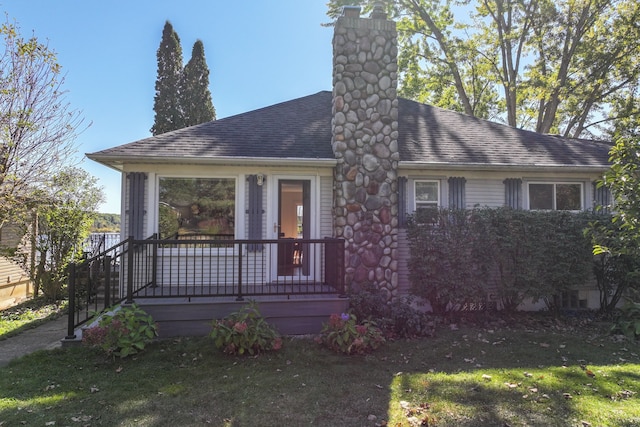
331, 8, 399, 299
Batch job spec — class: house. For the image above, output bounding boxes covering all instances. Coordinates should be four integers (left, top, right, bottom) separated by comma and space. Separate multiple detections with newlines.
0, 222, 34, 309
85, 5, 611, 335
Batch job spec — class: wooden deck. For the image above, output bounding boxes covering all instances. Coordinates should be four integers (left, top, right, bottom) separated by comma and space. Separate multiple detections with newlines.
134, 294, 349, 336
68, 237, 348, 337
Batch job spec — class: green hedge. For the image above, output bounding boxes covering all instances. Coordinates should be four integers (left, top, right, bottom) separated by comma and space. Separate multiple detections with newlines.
407, 208, 596, 313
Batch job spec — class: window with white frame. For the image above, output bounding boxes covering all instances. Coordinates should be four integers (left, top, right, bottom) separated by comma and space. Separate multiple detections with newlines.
414, 180, 440, 209
528, 182, 582, 211
158, 177, 236, 239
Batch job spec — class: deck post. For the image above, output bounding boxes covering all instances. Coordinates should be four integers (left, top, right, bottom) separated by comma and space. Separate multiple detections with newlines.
126, 236, 134, 304
151, 233, 158, 287
236, 243, 244, 301
104, 255, 112, 307
65, 263, 77, 340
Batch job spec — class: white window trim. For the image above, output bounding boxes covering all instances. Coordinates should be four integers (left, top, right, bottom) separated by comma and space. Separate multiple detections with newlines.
413, 179, 441, 211
152, 174, 245, 255
525, 181, 585, 211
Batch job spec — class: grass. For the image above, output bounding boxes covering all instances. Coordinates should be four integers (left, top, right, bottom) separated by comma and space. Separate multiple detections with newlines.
0, 297, 66, 339
1, 315, 639, 426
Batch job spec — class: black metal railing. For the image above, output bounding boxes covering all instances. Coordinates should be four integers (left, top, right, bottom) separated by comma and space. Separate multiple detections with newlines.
66, 239, 128, 340
67, 236, 345, 338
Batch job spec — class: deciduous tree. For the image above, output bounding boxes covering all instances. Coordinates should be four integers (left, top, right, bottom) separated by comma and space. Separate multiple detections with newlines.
327, 0, 640, 139
33, 167, 104, 300
0, 19, 84, 227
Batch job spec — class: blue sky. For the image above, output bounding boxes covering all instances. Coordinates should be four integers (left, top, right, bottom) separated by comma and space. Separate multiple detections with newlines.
1, 1, 335, 213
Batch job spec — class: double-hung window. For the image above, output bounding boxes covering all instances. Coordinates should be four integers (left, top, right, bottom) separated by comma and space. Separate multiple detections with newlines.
528, 182, 582, 211
414, 180, 440, 210
158, 177, 236, 239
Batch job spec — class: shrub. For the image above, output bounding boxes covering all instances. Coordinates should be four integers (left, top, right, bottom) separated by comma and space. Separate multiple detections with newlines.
611, 300, 640, 339
408, 208, 489, 314
349, 285, 433, 338
317, 312, 385, 355
210, 301, 282, 355
408, 207, 595, 313
82, 304, 158, 358
586, 216, 640, 314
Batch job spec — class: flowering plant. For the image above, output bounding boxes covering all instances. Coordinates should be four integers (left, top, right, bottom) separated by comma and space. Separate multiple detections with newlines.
82, 304, 158, 358
210, 301, 282, 355
316, 312, 385, 355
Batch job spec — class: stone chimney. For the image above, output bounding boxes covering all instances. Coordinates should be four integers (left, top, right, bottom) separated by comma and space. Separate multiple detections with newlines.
331, 3, 399, 299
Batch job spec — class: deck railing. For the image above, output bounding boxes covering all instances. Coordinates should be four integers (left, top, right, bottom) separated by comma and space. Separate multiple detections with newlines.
66, 236, 345, 338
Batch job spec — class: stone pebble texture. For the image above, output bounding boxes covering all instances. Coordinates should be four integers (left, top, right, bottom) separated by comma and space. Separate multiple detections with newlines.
331, 6, 399, 299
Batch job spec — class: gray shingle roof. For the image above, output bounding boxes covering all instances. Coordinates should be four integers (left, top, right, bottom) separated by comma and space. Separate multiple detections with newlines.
88, 91, 611, 169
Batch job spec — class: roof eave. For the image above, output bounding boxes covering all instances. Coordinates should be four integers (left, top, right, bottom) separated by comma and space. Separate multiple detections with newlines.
86, 154, 610, 175
399, 161, 610, 173
85, 154, 338, 170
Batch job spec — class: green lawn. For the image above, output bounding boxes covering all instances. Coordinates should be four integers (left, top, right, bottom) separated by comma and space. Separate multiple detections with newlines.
0, 297, 66, 339
1, 316, 639, 426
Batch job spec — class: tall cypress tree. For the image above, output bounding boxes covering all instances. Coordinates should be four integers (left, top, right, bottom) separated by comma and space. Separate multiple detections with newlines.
180, 40, 216, 127
151, 21, 183, 135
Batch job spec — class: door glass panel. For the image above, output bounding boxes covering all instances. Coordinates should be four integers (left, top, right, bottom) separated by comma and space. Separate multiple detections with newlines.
278, 180, 306, 276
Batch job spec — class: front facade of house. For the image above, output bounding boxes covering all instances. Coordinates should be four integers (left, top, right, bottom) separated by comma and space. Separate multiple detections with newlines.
88, 6, 612, 314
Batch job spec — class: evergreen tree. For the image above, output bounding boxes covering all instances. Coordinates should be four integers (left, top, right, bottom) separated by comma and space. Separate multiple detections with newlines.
151, 21, 184, 135
180, 40, 216, 126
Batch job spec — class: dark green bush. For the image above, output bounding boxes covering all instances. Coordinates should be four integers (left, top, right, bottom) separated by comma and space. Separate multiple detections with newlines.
408, 208, 488, 314
408, 208, 595, 313
586, 216, 640, 314
349, 285, 434, 338
611, 299, 640, 339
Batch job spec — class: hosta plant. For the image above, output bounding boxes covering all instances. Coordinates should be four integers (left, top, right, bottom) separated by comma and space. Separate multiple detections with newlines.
210, 301, 282, 355
82, 304, 158, 358
317, 312, 385, 355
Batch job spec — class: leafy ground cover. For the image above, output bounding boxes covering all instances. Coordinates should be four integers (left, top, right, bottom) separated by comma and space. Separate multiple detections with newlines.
0, 297, 66, 339
1, 314, 639, 426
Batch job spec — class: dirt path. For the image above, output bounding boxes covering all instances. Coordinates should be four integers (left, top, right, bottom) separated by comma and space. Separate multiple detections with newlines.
0, 316, 71, 367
